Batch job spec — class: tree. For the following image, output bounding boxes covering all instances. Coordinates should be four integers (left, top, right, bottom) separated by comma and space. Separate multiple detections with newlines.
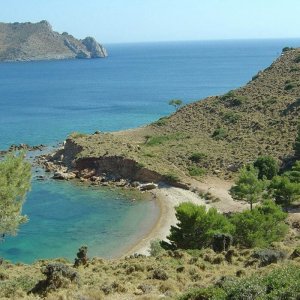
253, 156, 279, 180
269, 160, 300, 208
230, 165, 265, 210
231, 200, 288, 247
270, 176, 300, 208
167, 202, 234, 249
168, 99, 183, 111
0, 153, 31, 239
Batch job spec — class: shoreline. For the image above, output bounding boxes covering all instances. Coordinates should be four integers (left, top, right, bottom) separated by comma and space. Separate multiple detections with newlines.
123, 185, 210, 257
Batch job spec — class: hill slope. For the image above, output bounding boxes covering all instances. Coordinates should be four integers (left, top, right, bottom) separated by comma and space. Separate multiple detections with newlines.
50, 47, 300, 184
0, 20, 107, 61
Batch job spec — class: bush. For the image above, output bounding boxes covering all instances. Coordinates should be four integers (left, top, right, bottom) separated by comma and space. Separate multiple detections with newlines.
294, 124, 300, 158
189, 152, 207, 163
223, 112, 240, 124
230, 200, 288, 248
269, 175, 300, 207
179, 286, 226, 300
69, 132, 87, 139
212, 128, 228, 140
253, 156, 279, 180
154, 117, 168, 126
282, 46, 294, 52
164, 173, 180, 183
188, 166, 206, 177
220, 91, 235, 101
294, 55, 300, 63
284, 83, 295, 90
167, 203, 235, 250
149, 240, 165, 256
180, 265, 300, 300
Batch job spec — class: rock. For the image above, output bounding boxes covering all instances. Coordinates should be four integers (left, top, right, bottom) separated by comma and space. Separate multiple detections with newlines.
116, 179, 127, 187
82, 37, 107, 58
227, 163, 242, 172
139, 183, 158, 191
36, 175, 46, 181
131, 181, 140, 188
53, 172, 76, 180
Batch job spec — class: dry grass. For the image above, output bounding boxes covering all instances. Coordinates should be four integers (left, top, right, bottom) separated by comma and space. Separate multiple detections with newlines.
65, 48, 300, 182
1, 246, 299, 299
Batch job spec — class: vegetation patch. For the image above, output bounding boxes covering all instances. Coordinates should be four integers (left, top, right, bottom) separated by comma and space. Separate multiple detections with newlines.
188, 166, 206, 177
188, 152, 207, 163
212, 127, 228, 140
145, 133, 183, 146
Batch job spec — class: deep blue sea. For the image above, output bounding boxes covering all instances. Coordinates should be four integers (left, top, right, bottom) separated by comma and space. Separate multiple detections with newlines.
1, 39, 300, 263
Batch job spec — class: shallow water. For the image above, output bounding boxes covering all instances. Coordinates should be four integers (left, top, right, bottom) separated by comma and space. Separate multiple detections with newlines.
1, 39, 300, 263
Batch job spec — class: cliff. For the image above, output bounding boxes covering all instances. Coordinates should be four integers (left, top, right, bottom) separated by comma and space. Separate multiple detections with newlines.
0, 20, 107, 61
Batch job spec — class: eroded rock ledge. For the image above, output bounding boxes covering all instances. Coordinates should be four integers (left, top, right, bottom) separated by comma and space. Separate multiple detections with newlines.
38, 138, 190, 190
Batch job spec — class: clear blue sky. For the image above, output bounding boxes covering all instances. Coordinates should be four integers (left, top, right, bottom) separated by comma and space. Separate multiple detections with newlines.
1, 0, 299, 44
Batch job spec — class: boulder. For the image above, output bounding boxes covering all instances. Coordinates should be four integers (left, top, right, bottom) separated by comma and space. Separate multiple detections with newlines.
139, 183, 158, 191
53, 172, 76, 180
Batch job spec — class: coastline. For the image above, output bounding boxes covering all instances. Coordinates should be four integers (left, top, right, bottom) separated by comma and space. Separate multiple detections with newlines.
123, 185, 210, 256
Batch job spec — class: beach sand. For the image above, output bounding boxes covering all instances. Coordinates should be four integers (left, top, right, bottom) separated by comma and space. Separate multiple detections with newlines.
124, 177, 248, 257
124, 186, 209, 256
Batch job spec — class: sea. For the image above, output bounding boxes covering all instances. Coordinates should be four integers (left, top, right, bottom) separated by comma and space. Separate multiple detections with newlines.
1, 39, 300, 263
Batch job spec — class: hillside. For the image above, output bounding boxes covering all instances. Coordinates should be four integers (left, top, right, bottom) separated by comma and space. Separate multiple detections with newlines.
0, 21, 107, 61
51, 47, 300, 184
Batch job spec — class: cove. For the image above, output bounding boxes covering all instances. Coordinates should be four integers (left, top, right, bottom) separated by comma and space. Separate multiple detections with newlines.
0, 180, 159, 263
1, 39, 300, 263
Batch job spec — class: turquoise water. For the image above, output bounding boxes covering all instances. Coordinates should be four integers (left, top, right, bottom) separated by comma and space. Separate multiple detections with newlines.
1, 39, 300, 263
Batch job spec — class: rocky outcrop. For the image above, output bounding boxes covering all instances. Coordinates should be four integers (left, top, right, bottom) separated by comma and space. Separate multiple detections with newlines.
0, 21, 107, 62
75, 156, 163, 183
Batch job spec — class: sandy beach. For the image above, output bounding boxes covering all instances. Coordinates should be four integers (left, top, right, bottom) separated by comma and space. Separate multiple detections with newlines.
124, 185, 210, 256
125, 178, 248, 256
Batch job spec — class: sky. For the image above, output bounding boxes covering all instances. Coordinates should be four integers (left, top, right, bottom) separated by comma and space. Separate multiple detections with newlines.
0, 0, 300, 44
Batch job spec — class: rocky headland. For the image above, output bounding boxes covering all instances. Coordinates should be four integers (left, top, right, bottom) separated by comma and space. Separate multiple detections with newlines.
0, 20, 107, 62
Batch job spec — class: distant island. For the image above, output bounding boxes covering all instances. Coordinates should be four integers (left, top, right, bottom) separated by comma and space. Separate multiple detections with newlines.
0, 20, 107, 62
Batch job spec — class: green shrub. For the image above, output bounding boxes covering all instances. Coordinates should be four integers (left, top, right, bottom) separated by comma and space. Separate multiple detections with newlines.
230, 96, 247, 106
188, 166, 206, 177
253, 156, 279, 180
69, 132, 87, 139
179, 286, 226, 300
294, 55, 300, 63
269, 175, 300, 207
189, 152, 207, 163
224, 265, 300, 300
220, 91, 235, 101
149, 240, 165, 256
167, 203, 235, 250
154, 117, 168, 126
212, 128, 228, 140
145, 133, 182, 146
284, 83, 295, 90
230, 200, 288, 248
282, 46, 294, 52
294, 123, 300, 158
223, 112, 240, 124
164, 173, 180, 183
180, 265, 300, 300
